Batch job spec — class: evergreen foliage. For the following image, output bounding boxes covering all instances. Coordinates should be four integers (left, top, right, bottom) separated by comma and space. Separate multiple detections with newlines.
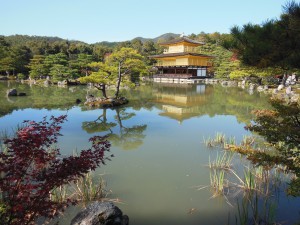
225, 1, 300, 71
79, 47, 147, 98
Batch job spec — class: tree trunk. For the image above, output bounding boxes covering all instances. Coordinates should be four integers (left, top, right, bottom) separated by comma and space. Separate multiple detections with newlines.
95, 83, 108, 98
282, 73, 288, 85
115, 62, 122, 98
100, 84, 107, 99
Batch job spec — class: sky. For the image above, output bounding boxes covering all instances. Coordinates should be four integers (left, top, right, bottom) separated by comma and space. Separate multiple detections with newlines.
0, 0, 291, 44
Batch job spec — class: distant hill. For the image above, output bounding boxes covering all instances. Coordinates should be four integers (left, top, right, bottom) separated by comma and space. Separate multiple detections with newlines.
132, 37, 150, 43
4, 34, 86, 46
133, 33, 180, 43
2, 33, 181, 48
152, 33, 180, 42
95, 33, 180, 47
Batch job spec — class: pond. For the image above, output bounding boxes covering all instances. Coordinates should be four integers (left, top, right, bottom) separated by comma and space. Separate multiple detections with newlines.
0, 81, 299, 225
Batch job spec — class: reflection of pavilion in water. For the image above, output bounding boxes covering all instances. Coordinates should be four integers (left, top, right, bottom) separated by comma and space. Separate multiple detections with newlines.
151, 83, 213, 123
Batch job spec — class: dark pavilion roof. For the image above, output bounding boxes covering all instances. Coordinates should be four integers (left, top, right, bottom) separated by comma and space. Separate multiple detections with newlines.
150, 52, 213, 58
159, 36, 205, 46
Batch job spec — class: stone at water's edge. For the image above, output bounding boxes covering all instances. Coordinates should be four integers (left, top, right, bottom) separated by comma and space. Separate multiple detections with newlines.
0, 76, 8, 80
44, 80, 51, 86
6, 89, 27, 97
6, 89, 18, 96
76, 98, 82, 104
71, 202, 129, 225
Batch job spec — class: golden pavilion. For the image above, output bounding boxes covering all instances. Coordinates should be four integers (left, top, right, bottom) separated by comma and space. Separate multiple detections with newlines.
150, 36, 213, 83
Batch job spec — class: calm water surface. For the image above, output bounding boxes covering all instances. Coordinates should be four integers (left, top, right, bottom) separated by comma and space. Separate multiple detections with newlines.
0, 81, 299, 224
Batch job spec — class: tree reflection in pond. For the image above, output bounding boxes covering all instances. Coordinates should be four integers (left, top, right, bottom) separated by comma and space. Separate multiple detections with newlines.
82, 109, 117, 133
82, 108, 147, 150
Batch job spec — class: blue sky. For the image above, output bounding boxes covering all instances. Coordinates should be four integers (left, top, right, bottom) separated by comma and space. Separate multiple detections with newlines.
1, 0, 290, 43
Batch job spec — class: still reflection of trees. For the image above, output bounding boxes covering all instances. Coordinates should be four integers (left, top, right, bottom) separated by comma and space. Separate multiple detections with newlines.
1, 81, 271, 125
0, 81, 88, 117
82, 108, 147, 150
82, 109, 117, 133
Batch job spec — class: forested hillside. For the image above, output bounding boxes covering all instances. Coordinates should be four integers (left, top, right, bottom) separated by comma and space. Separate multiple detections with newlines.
0, 32, 235, 81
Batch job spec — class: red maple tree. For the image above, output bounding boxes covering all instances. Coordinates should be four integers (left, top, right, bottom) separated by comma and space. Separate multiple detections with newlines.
0, 115, 112, 225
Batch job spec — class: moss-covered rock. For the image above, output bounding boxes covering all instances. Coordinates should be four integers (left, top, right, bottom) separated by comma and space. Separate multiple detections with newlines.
85, 97, 129, 108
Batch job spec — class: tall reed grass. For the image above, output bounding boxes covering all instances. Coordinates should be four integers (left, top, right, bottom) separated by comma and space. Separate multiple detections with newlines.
71, 172, 109, 203
210, 169, 227, 196
203, 133, 257, 151
50, 172, 111, 204
203, 132, 292, 224
204, 132, 238, 149
232, 193, 277, 225
209, 152, 234, 170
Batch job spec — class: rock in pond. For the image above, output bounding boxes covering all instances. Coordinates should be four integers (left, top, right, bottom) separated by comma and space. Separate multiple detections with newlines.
44, 80, 51, 86
7, 89, 18, 96
71, 202, 129, 225
18, 92, 27, 96
277, 84, 284, 91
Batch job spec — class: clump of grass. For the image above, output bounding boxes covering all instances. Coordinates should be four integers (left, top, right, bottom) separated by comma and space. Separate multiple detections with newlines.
230, 167, 258, 194
253, 166, 264, 180
203, 132, 226, 148
209, 152, 234, 170
50, 185, 68, 203
71, 172, 109, 203
210, 169, 227, 196
227, 136, 236, 145
50, 172, 111, 204
208, 169, 233, 206
199, 163, 287, 209
203, 133, 258, 152
233, 193, 278, 225
204, 136, 215, 148
215, 132, 226, 144
229, 166, 282, 197
243, 169, 257, 191
201, 164, 285, 208
202, 132, 293, 212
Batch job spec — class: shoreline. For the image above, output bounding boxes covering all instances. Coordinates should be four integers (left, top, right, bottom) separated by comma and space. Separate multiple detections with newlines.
3, 77, 300, 104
